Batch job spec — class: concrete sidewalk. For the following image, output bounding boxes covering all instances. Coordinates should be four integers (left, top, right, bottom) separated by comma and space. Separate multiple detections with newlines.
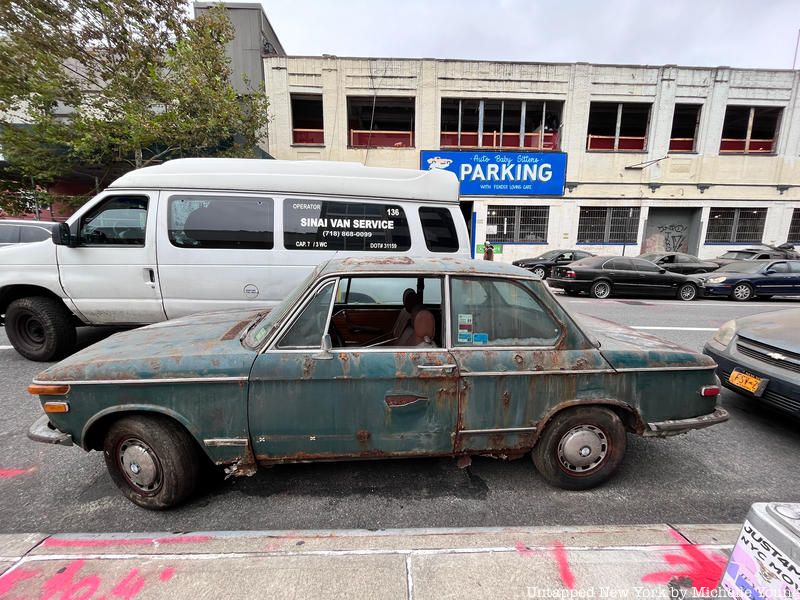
0, 524, 740, 599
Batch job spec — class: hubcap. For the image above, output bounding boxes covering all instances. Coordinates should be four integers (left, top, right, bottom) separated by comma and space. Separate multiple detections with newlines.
533, 267, 546, 280
734, 285, 750, 300
17, 314, 45, 346
681, 286, 695, 300
557, 425, 608, 474
118, 438, 161, 493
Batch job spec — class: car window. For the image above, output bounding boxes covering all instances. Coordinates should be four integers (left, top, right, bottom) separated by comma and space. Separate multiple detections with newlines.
169, 196, 274, 249
768, 262, 790, 273
338, 277, 442, 305
20, 226, 51, 243
604, 258, 634, 271
632, 259, 660, 272
659, 255, 675, 264
79, 196, 148, 246
575, 251, 592, 259
790, 262, 800, 273
675, 254, 694, 263
450, 277, 560, 347
558, 252, 574, 261
419, 207, 459, 253
278, 281, 336, 349
755, 254, 770, 260
0, 224, 20, 244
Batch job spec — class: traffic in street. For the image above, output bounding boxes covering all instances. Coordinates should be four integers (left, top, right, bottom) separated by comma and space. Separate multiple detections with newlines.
1, 292, 797, 533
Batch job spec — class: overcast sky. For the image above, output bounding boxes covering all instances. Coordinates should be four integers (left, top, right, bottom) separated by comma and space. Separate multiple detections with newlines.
260, 0, 800, 69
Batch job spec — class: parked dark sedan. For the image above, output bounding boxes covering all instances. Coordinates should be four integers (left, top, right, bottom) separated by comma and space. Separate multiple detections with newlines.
638, 252, 719, 275
711, 244, 798, 268
547, 256, 698, 300
690, 259, 800, 301
513, 249, 595, 280
704, 308, 800, 418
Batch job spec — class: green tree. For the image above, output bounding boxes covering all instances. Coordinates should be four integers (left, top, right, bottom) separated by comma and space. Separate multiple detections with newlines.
0, 1, 269, 215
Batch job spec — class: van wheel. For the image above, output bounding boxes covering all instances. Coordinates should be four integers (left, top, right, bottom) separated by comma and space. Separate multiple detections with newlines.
532, 407, 626, 490
677, 283, 697, 301
590, 280, 612, 299
5, 297, 76, 361
104, 415, 201, 510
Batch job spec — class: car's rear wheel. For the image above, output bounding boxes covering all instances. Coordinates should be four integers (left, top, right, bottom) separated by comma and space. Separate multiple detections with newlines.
677, 283, 697, 301
532, 266, 547, 280
731, 283, 754, 302
5, 297, 76, 361
590, 280, 612, 299
532, 406, 627, 490
104, 415, 201, 509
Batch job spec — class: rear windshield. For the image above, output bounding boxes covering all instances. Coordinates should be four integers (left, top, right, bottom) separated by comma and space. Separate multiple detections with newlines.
716, 262, 765, 273
570, 256, 607, 268
720, 251, 757, 260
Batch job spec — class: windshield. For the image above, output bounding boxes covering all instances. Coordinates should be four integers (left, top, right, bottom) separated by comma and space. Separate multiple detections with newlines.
535, 250, 563, 260
720, 251, 757, 260
716, 261, 765, 273
244, 266, 323, 348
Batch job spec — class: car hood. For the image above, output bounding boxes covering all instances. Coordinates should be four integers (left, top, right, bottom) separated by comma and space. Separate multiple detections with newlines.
574, 315, 716, 370
36, 308, 271, 383
734, 308, 800, 353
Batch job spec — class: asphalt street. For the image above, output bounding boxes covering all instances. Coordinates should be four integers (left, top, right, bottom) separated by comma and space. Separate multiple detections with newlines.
0, 295, 797, 533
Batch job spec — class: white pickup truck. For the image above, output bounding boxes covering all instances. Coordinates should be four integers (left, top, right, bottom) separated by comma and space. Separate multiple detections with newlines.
0, 158, 469, 361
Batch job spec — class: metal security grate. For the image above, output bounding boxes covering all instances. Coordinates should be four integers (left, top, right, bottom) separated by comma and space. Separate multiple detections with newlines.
577, 207, 639, 243
486, 205, 549, 243
706, 208, 767, 243
789, 209, 800, 243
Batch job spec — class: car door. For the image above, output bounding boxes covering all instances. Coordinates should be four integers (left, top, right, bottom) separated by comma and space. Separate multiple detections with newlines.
248, 275, 460, 460
789, 262, 800, 295
631, 258, 678, 296
760, 261, 793, 295
602, 258, 638, 293
56, 193, 166, 324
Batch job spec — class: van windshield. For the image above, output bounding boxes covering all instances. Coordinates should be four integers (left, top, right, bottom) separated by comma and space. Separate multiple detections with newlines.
243, 266, 323, 349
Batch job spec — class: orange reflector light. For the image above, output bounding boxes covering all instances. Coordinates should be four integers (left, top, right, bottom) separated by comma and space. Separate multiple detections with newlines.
43, 401, 69, 413
700, 385, 721, 397
28, 384, 70, 396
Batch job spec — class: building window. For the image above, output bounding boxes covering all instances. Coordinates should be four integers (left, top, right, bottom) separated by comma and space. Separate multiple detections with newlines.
440, 99, 562, 150
347, 97, 414, 148
720, 107, 781, 154
669, 104, 701, 153
789, 209, 800, 243
291, 95, 324, 145
577, 207, 641, 243
486, 205, 549, 244
586, 103, 650, 152
705, 208, 767, 243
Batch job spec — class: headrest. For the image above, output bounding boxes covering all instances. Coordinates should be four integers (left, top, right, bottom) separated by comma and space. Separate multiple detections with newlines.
402, 288, 418, 312
413, 309, 435, 340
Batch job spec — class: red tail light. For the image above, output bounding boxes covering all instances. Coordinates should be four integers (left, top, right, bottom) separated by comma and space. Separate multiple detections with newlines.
699, 385, 720, 397
565, 270, 577, 279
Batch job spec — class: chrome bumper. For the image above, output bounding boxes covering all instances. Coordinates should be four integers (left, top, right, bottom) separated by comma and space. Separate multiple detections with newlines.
28, 414, 73, 446
643, 406, 729, 437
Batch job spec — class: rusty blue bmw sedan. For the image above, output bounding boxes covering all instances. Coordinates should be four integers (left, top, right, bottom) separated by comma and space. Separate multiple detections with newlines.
28, 257, 728, 509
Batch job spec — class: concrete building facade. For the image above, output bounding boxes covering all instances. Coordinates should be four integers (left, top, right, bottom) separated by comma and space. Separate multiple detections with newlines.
259, 53, 800, 262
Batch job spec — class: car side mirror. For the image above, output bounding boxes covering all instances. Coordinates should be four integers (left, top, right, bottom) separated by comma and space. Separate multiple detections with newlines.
658, 268, 666, 274
52, 222, 77, 247
312, 334, 334, 360
765, 269, 776, 275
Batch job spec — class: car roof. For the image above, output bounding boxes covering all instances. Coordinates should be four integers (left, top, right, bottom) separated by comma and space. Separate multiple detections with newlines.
108, 158, 461, 204
318, 256, 534, 278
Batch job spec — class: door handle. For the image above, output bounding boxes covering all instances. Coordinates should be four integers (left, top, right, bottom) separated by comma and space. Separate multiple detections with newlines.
416, 364, 457, 372
143, 268, 156, 287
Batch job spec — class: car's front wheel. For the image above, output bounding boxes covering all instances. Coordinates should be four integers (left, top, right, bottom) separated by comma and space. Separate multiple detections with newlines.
731, 283, 754, 302
531, 266, 547, 280
5, 297, 76, 361
590, 280, 612, 299
677, 283, 697, 301
104, 415, 201, 509
532, 406, 627, 490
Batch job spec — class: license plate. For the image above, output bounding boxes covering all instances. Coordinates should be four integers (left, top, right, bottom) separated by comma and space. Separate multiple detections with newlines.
728, 370, 764, 395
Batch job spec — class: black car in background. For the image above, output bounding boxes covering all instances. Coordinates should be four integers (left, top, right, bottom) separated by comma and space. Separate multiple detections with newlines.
638, 252, 719, 275
711, 244, 799, 268
690, 259, 800, 301
547, 255, 698, 300
513, 249, 594, 279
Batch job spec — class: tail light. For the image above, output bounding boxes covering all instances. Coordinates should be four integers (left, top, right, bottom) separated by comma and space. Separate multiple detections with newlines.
699, 385, 720, 397
564, 270, 577, 279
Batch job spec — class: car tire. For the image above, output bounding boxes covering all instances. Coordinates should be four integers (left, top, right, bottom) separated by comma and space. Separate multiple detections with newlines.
5, 297, 77, 361
731, 283, 754, 302
104, 415, 201, 510
677, 283, 697, 301
532, 406, 627, 490
532, 266, 547, 280
590, 280, 612, 299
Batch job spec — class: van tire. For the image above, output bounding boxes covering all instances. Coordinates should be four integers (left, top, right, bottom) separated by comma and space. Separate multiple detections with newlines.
5, 297, 76, 361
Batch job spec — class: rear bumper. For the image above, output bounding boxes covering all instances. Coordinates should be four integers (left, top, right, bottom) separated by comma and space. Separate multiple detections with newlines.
546, 278, 591, 293
28, 414, 73, 446
643, 406, 729, 437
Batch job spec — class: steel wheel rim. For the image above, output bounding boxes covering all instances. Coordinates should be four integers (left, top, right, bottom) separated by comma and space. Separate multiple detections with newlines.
733, 285, 751, 300
117, 437, 163, 495
532, 267, 546, 280
557, 424, 608, 475
15, 312, 45, 347
680, 285, 695, 300
594, 283, 610, 298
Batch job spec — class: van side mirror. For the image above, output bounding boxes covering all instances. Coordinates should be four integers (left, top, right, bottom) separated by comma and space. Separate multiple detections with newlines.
312, 334, 333, 360
52, 223, 76, 247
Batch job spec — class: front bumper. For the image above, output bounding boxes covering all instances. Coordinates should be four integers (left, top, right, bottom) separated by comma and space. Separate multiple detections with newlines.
28, 414, 73, 446
643, 406, 729, 437
698, 283, 733, 298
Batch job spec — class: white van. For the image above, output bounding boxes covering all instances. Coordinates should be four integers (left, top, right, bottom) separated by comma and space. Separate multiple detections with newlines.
0, 158, 470, 360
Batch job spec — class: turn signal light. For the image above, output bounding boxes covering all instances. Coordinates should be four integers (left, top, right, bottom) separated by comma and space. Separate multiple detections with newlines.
699, 385, 721, 397
28, 384, 70, 396
43, 402, 69, 413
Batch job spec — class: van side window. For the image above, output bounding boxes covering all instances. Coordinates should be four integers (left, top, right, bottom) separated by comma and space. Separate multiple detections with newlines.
79, 196, 148, 246
284, 199, 411, 251
168, 196, 274, 249
419, 207, 459, 253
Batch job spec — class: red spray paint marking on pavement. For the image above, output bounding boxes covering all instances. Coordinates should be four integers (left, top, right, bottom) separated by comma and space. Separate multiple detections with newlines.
158, 567, 176, 582
0, 467, 34, 478
42, 534, 213, 548
514, 541, 576, 590
641, 529, 727, 592
514, 541, 536, 557
0, 566, 40, 595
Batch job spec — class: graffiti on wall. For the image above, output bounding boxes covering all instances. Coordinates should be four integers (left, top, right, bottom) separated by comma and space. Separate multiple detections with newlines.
657, 223, 688, 252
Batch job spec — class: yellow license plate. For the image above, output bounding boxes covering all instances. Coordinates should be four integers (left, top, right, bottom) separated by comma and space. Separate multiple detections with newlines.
729, 370, 762, 393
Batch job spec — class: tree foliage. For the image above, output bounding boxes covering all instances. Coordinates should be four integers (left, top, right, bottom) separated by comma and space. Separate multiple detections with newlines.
0, 0, 270, 214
